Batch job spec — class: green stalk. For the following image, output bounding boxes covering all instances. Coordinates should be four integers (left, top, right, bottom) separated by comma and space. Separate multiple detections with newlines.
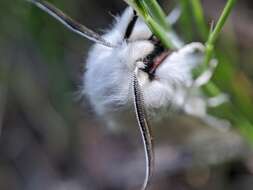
145, 16, 175, 48
125, 0, 176, 49
179, 0, 194, 41
140, 0, 171, 30
204, 0, 236, 66
189, 0, 208, 40
200, 0, 237, 97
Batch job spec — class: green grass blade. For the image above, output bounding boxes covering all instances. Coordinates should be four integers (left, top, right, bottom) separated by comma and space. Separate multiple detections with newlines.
124, 0, 177, 49
140, 0, 171, 30
189, 0, 208, 40
205, 0, 236, 66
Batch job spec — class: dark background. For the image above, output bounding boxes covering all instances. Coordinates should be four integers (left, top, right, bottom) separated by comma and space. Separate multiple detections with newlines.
0, 0, 253, 189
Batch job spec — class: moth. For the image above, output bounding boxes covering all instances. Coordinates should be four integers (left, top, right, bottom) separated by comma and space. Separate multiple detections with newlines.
28, 1, 229, 190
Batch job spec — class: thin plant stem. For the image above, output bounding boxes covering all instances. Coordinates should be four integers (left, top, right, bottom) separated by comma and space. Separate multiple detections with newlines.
141, 0, 171, 30
190, 0, 208, 40
124, 0, 177, 49
179, 0, 194, 41
146, 16, 176, 49
204, 0, 236, 66
200, 0, 236, 96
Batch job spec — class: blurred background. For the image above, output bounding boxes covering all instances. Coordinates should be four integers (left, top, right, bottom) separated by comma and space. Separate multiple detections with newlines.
0, 0, 253, 189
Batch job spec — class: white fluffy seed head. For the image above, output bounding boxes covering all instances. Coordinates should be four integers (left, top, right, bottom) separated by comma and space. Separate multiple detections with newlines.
83, 7, 205, 128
